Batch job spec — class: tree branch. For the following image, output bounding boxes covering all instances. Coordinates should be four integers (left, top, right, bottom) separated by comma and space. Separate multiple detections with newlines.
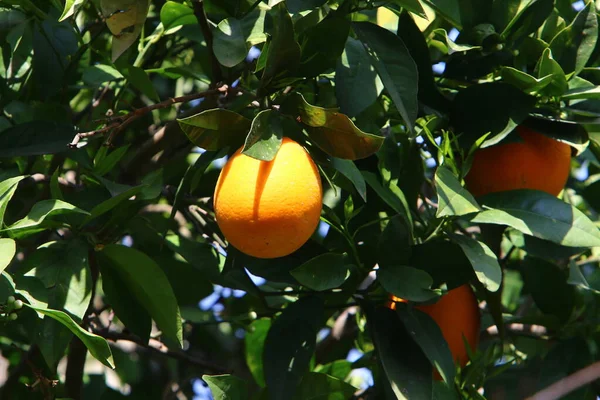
526, 360, 600, 400
192, 0, 223, 84
101, 331, 229, 374
68, 85, 230, 148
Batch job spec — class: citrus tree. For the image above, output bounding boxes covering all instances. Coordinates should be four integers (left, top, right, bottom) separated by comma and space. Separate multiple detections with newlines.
2, 0, 600, 399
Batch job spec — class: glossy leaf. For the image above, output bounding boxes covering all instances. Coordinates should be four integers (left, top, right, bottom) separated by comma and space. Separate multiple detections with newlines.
0, 176, 26, 227
263, 296, 324, 399
0, 121, 76, 157
160, 1, 196, 34
242, 110, 283, 161
24, 303, 115, 369
178, 109, 251, 151
369, 306, 432, 400
297, 17, 350, 77
98, 245, 183, 347
362, 172, 411, 227
353, 22, 418, 132
246, 318, 270, 387
281, 93, 384, 160
82, 184, 147, 224
396, 305, 456, 385
58, 0, 86, 22
378, 265, 439, 302
469, 190, 600, 248
293, 372, 356, 400
120, 65, 159, 102
434, 166, 481, 217
449, 233, 501, 292
290, 253, 349, 291
331, 158, 367, 202
537, 48, 568, 96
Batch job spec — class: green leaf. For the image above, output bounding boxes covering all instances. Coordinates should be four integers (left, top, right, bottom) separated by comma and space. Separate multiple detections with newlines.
314, 360, 352, 381
434, 166, 481, 217
23, 303, 115, 369
213, 11, 267, 67
120, 65, 159, 102
451, 82, 536, 149
82, 64, 124, 86
263, 296, 324, 399
568, 262, 600, 294
98, 245, 183, 347
297, 17, 350, 77
290, 253, 349, 291
3, 199, 89, 238
369, 306, 432, 400
286, 0, 327, 13
537, 48, 568, 96
335, 37, 383, 117
378, 265, 439, 302
388, 0, 426, 18
178, 109, 252, 151
281, 93, 384, 160
331, 158, 367, 202
499, 0, 554, 42
160, 1, 196, 34
101, 0, 150, 61
0, 121, 76, 157
293, 372, 357, 400
246, 318, 270, 387
500, 67, 554, 94
58, 0, 86, 22
431, 29, 480, 54
94, 145, 130, 177
469, 190, 600, 248
352, 22, 418, 132
521, 256, 574, 322
203, 375, 249, 400
0, 238, 15, 274
101, 264, 152, 343
241, 110, 283, 161
562, 85, 600, 100
409, 240, 475, 290
549, 2, 598, 76
448, 233, 501, 292
378, 217, 412, 268
362, 171, 411, 227
259, 2, 301, 93
423, 0, 461, 28
521, 115, 588, 155
0, 176, 26, 227
395, 305, 456, 385
23, 240, 92, 321
82, 184, 147, 224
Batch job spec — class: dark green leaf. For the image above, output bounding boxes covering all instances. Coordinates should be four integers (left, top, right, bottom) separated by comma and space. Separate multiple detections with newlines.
293, 372, 356, 400
563, 86, 600, 100
82, 65, 124, 86
246, 318, 270, 387
378, 217, 412, 268
314, 360, 352, 381
369, 306, 432, 400
448, 233, 501, 292
94, 145, 130, 177
58, 0, 86, 21
500, 67, 554, 94
24, 303, 115, 369
298, 17, 350, 77
331, 158, 367, 202
259, 2, 301, 93
242, 110, 283, 161
290, 253, 349, 291
353, 22, 418, 132
120, 65, 159, 102
409, 240, 475, 290
537, 48, 568, 96
102, 264, 152, 343
335, 37, 383, 117
469, 190, 600, 248
214, 18, 248, 67
82, 184, 147, 224
435, 166, 481, 217
500, 0, 554, 42
549, 2, 598, 76
203, 374, 249, 400
281, 93, 384, 159
98, 245, 183, 347
378, 265, 439, 302
286, 0, 327, 13
178, 109, 251, 151
161, 1, 196, 34
396, 305, 456, 384
521, 256, 574, 322
263, 296, 324, 399
451, 82, 536, 148
0, 121, 76, 157
362, 171, 412, 227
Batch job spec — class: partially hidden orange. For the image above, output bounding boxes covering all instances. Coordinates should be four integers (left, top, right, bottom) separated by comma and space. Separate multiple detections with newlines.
388, 284, 480, 379
213, 137, 323, 259
464, 126, 571, 197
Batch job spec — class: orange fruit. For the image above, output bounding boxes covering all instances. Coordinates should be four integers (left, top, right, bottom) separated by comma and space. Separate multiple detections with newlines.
388, 285, 480, 379
213, 137, 323, 259
464, 126, 571, 197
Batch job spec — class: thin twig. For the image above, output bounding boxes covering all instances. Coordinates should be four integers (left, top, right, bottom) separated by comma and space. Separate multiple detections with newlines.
192, 0, 223, 84
68, 85, 230, 148
526, 360, 600, 400
101, 331, 229, 373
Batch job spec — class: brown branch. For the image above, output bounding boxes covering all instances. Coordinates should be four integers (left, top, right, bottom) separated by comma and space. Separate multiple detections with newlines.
68, 85, 230, 148
192, 0, 223, 84
526, 360, 600, 400
101, 331, 229, 373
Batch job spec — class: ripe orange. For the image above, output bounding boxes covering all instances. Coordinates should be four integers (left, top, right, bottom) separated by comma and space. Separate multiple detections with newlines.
213, 137, 323, 259
464, 126, 571, 197
388, 285, 480, 378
